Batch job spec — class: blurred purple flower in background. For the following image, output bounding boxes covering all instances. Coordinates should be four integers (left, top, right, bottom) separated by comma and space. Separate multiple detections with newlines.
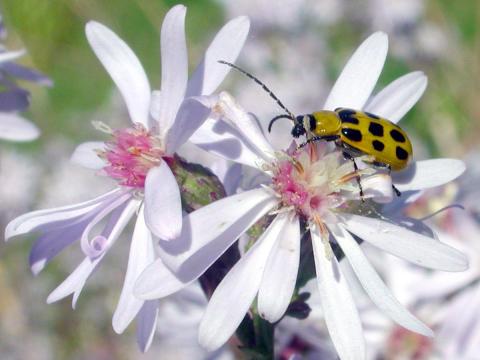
0, 14, 51, 142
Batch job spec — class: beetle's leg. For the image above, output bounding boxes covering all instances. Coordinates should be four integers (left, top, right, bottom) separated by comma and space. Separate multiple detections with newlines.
297, 135, 340, 149
387, 165, 402, 197
343, 150, 365, 202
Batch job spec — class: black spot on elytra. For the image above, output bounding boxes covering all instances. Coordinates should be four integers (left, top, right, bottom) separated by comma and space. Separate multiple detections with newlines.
396, 146, 409, 160
338, 109, 359, 124
341, 128, 362, 142
365, 111, 380, 119
368, 122, 384, 137
390, 129, 406, 143
372, 140, 385, 151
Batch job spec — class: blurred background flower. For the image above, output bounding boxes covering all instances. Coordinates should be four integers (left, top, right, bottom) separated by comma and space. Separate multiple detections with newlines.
0, 0, 478, 359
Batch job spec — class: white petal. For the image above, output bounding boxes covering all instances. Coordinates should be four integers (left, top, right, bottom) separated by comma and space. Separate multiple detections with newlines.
0, 49, 26, 63
149, 90, 162, 130
0, 113, 39, 142
112, 208, 154, 334
134, 257, 191, 300
342, 214, 468, 271
190, 117, 266, 170
136, 300, 159, 352
258, 214, 300, 322
47, 256, 101, 307
311, 227, 365, 360
361, 174, 393, 204
85, 21, 151, 127
186, 16, 250, 97
323, 32, 388, 111
393, 159, 466, 192
198, 213, 285, 351
46, 199, 138, 307
156, 5, 188, 132
165, 96, 213, 154
216, 92, 274, 162
5, 189, 122, 240
144, 162, 182, 240
157, 187, 277, 277
70, 141, 106, 169
334, 225, 433, 336
365, 71, 428, 123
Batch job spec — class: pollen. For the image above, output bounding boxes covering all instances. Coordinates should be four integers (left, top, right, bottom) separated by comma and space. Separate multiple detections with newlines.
97, 124, 168, 188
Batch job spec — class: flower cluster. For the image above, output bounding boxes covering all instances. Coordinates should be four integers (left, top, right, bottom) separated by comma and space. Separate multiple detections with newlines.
3, 4, 470, 360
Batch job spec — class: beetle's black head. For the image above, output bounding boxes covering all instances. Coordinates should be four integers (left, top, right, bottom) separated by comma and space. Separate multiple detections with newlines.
291, 115, 307, 137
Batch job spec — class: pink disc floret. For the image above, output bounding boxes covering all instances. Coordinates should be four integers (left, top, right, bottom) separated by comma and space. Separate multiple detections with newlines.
99, 124, 168, 188
271, 144, 354, 220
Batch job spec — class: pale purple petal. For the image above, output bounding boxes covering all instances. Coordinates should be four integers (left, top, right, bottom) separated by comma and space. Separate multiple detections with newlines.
323, 32, 388, 111
1, 62, 53, 86
29, 210, 101, 275
0, 87, 30, 112
113, 207, 155, 334
186, 16, 250, 97
46, 199, 139, 308
85, 21, 151, 127
136, 300, 159, 352
393, 159, 466, 192
0, 113, 39, 142
80, 192, 132, 259
5, 189, 123, 240
190, 117, 266, 170
198, 213, 284, 351
134, 257, 191, 300
342, 214, 468, 271
70, 141, 106, 169
157, 188, 278, 279
156, 5, 188, 133
165, 96, 213, 154
333, 225, 433, 336
258, 214, 300, 322
144, 161, 182, 240
364, 71, 427, 123
311, 227, 365, 360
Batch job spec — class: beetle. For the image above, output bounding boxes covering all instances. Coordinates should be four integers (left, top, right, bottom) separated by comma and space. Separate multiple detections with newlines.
218, 60, 412, 197
285, 108, 413, 171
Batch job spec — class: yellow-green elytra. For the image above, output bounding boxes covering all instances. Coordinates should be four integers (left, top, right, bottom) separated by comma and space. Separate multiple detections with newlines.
291, 108, 413, 171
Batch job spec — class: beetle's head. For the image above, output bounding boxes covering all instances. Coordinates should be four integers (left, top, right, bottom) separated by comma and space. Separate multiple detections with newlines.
291, 115, 307, 137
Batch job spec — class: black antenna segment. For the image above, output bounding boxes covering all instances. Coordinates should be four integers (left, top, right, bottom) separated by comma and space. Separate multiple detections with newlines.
218, 60, 295, 121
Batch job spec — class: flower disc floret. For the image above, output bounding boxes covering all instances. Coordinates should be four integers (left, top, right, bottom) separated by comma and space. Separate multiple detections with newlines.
270, 144, 360, 221
99, 124, 169, 188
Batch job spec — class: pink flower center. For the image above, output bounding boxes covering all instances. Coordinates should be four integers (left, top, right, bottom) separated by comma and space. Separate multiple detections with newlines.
98, 124, 167, 188
271, 144, 355, 220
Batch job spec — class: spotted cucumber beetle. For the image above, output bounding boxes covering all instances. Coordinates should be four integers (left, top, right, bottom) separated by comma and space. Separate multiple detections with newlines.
219, 60, 412, 197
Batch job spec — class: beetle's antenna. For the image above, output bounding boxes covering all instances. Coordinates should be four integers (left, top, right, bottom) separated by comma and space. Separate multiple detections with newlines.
268, 114, 294, 133
218, 60, 295, 121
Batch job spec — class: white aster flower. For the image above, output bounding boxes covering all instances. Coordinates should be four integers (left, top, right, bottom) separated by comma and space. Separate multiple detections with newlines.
136, 32, 468, 359
4, 5, 249, 352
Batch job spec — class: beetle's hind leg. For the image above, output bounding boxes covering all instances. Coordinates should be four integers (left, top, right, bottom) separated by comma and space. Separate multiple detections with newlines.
343, 150, 365, 202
